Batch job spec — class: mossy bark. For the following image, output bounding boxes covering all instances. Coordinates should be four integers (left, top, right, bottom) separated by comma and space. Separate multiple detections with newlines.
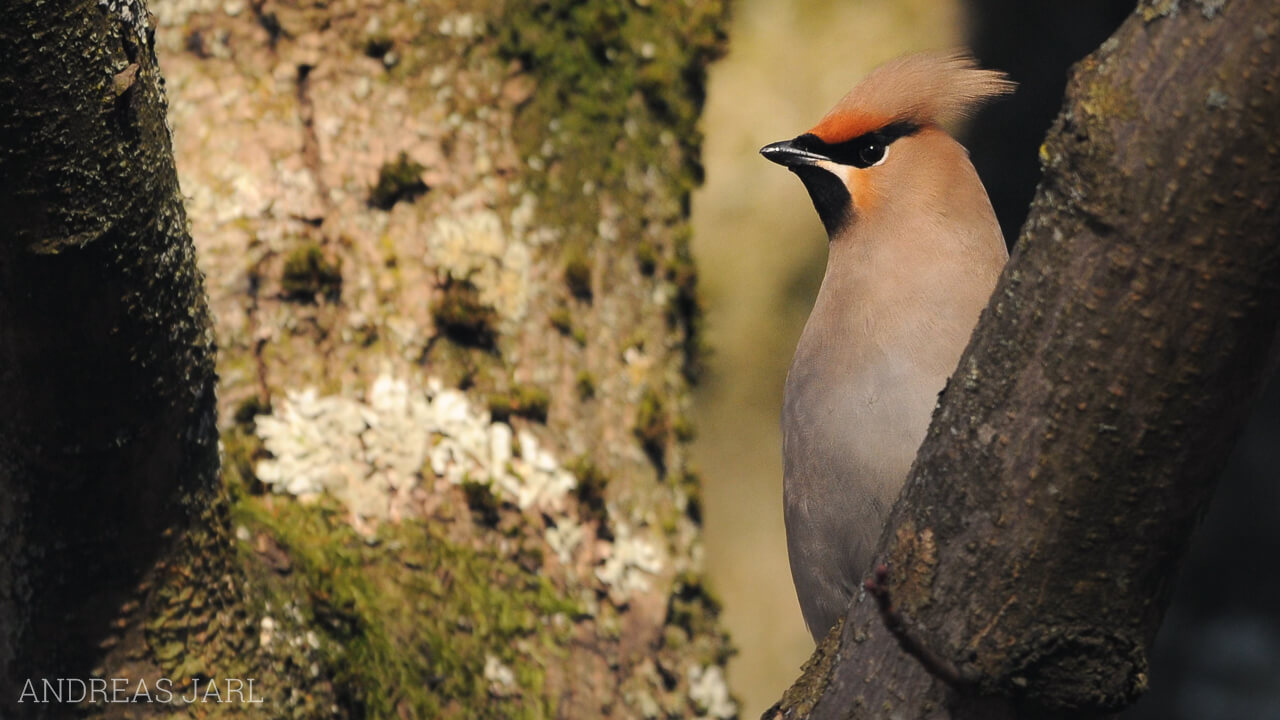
3, 0, 734, 717
770, 1, 1280, 718
0, 0, 233, 713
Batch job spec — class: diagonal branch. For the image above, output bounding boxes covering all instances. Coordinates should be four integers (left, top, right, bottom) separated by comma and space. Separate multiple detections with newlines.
863, 564, 971, 689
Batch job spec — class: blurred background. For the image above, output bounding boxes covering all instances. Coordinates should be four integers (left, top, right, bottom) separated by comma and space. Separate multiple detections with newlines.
688, 1, 1280, 717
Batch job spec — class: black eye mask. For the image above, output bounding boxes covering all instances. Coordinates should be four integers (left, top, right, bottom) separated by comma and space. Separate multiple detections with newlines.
791, 120, 921, 169
760, 120, 922, 237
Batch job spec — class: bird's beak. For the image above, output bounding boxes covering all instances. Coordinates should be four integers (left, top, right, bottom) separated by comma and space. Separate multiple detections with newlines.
760, 138, 828, 168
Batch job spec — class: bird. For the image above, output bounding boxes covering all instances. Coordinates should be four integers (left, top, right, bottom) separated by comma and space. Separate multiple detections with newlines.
759, 51, 1014, 642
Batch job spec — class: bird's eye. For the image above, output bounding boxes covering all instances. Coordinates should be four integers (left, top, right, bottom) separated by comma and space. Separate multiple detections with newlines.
859, 142, 888, 167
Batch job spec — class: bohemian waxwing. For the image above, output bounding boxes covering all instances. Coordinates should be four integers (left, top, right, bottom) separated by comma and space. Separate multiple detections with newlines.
760, 51, 1014, 642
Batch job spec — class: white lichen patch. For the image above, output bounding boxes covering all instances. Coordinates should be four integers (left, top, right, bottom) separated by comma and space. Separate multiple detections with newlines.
687, 664, 737, 719
427, 210, 531, 321
483, 654, 517, 698
253, 388, 369, 500
259, 615, 276, 648
596, 519, 664, 604
545, 518, 584, 565
254, 374, 577, 519
437, 13, 484, 39
491, 429, 576, 510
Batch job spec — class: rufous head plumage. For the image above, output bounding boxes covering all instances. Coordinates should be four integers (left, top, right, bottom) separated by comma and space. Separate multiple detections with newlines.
808, 51, 1015, 144
761, 51, 1014, 238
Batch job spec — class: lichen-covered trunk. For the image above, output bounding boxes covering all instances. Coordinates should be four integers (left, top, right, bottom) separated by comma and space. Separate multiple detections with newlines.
3, 0, 735, 717
770, 1, 1280, 718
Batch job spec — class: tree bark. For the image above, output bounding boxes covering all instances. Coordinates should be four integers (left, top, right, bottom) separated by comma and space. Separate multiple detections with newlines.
769, 0, 1280, 718
2, 0, 735, 717
0, 0, 228, 708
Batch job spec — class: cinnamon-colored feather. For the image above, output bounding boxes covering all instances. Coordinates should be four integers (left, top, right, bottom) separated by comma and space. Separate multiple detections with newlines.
809, 51, 1015, 143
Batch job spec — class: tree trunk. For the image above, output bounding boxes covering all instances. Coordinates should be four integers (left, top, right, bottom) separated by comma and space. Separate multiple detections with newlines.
1, 0, 735, 717
769, 0, 1280, 718
0, 0, 228, 707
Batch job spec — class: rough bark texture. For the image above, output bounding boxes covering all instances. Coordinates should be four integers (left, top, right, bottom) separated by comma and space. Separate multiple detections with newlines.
0, 0, 232, 709
3, 0, 735, 717
769, 0, 1280, 718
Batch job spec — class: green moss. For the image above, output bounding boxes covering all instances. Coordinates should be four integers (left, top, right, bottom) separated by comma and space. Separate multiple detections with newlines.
232, 395, 271, 427
635, 241, 658, 276
220, 424, 265, 496
677, 469, 704, 525
353, 322, 379, 347
489, 384, 551, 423
369, 152, 428, 210
499, 1, 727, 214
462, 479, 502, 527
282, 244, 342, 303
143, 494, 264, 712
424, 336, 505, 393
487, 393, 514, 421
775, 617, 841, 718
568, 457, 609, 531
232, 495, 579, 718
548, 306, 573, 336
664, 572, 730, 665
667, 572, 721, 634
496, 0, 724, 390
363, 33, 393, 59
563, 252, 593, 301
515, 541, 546, 574
664, 232, 707, 384
575, 371, 596, 401
673, 415, 696, 442
496, 0, 729, 334
634, 388, 669, 470
432, 276, 497, 350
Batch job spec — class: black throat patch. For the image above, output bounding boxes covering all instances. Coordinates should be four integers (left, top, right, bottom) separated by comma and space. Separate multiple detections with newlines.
791, 165, 852, 238
788, 121, 921, 237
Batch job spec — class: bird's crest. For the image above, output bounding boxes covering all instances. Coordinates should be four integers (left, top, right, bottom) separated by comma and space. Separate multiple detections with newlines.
808, 51, 1015, 144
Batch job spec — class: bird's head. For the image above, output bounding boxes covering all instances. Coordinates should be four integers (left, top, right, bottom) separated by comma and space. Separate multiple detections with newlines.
761, 51, 1014, 239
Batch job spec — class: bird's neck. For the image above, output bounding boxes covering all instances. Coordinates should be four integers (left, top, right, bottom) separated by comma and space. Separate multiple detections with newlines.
797, 210, 1005, 379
